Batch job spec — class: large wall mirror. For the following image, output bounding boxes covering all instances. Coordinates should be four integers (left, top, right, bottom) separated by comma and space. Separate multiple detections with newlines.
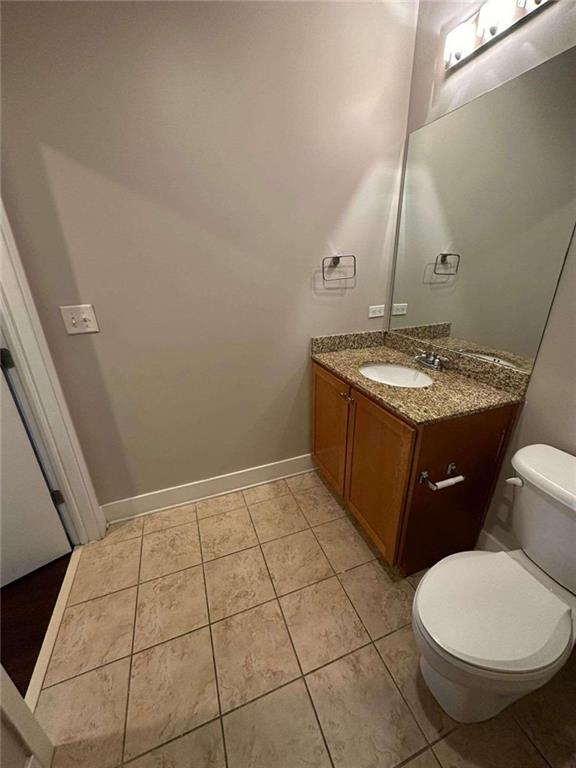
390, 46, 576, 373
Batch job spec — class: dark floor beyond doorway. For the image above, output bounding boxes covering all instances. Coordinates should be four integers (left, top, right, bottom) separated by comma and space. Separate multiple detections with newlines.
1, 553, 71, 696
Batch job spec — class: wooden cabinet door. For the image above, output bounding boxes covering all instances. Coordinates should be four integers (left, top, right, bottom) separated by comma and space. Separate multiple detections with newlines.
397, 404, 518, 574
312, 363, 350, 496
344, 388, 415, 564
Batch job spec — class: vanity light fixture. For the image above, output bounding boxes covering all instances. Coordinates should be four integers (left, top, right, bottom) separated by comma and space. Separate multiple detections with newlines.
444, 0, 553, 70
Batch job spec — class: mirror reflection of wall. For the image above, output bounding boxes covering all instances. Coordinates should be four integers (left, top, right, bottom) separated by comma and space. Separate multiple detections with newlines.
391, 46, 576, 371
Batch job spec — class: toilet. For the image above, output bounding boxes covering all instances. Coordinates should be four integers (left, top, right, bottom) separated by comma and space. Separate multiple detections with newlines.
412, 444, 576, 723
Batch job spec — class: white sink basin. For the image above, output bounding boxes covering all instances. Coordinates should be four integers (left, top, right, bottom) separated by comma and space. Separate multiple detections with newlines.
359, 363, 433, 388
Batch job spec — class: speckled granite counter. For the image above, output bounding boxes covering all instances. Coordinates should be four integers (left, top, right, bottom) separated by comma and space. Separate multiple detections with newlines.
312, 345, 523, 426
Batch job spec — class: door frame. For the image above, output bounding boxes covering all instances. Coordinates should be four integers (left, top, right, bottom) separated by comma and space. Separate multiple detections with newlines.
1, 201, 105, 544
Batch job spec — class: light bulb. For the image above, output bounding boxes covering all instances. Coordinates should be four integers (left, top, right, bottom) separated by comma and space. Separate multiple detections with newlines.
478, 0, 517, 41
444, 17, 477, 67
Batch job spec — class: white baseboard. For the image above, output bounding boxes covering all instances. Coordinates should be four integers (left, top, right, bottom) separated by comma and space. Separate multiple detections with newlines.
476, 528, 509, 553
25, 547, 82, 711
102, 453, 315, 523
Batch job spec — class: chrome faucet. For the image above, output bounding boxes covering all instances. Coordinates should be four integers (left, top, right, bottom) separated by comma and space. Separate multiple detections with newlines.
413, 349, 450, 371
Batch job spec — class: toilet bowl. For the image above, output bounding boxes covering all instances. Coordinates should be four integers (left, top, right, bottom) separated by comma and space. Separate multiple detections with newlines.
412, 444, 576, 723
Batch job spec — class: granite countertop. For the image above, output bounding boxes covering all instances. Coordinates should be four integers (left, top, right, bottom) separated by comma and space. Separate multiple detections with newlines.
422, 335, 533, 373
312, 345, 523, 426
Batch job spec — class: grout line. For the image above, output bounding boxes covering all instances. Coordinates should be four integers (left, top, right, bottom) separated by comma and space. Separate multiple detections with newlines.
140, 515, 198, 538
120, 527, 145, 764
396, 744, 440, 768
66, 580, 140, 608
40, 651, 134, 692
244, 500, 336, 768
221, 674, 305, 718
512, 715, 554, 768
318, 549, 431, 752
119, 714, 222, 766
197, 512, 230, 768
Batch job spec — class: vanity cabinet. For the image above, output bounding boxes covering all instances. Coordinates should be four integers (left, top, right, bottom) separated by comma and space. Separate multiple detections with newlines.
311, 364, 351, 495
344, 389, 415, 564
312, 362, 518, 574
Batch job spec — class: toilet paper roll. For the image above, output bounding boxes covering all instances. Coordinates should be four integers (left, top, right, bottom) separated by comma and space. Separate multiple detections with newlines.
432, 475, 465, 490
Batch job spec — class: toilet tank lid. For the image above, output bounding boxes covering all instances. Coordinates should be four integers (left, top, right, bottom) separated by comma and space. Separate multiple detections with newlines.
512, 444, 576, 512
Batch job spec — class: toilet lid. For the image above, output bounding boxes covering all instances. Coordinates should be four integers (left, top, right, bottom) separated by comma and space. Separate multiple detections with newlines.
416, 552, 573, 673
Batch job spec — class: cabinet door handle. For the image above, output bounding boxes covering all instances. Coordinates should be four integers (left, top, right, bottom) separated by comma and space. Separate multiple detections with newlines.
339, 391, 348, 399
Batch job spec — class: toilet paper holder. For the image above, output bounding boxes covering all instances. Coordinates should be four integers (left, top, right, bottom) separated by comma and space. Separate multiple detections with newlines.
419, 462, 465, 492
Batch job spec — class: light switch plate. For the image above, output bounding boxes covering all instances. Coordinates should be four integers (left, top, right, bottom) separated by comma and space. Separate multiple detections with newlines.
368, 304, 385, 319
392, 303, 408, 316
60, 304, 100, 335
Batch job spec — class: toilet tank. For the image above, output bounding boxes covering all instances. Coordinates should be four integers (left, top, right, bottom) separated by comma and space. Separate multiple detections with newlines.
511, 444, 576, 594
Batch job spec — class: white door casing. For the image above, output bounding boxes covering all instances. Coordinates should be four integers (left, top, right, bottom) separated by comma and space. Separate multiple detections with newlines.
1, 201, 105, 544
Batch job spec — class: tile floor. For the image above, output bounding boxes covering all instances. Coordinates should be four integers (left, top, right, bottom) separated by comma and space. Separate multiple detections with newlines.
35, 472, 575, 768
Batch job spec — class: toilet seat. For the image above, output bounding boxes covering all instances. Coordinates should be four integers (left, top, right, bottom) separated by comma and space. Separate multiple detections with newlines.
414, 551, 573, 675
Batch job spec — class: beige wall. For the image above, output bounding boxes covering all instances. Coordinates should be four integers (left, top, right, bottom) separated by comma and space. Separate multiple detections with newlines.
406, 1, 576, 548
2, 1, 417, 505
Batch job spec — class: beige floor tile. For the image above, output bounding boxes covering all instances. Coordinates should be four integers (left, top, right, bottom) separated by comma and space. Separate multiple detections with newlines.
143, 502, 196, 534
433, 714, 549, 768
35, 658, 129, 768
243, 479, 290, 506
125, 627, 219, 761
97, 517, 143, 546
69, 538, 140, 605
404, 752, 442, 768
280, 577, 368, 672
197, 490, 246, 520
199, 506, 258, 560
313, 517, 375, 572
212, 600, 300, 712
339, 560, 413, 639
134, 566, 208, 651
376, 626, 456, 742
223, 679, 331, 768
127, 720, 225, 768
286, 471, 324, 494
262, 529, 333, 595
408, 569, 428, 590
248, 494, 309, 543
204, 546, 275, 621
307, 645, 426, 768
293, 485, 346, 526
44, 587, 136, 687
512, 648, 576, 768
140, 522, 201, 581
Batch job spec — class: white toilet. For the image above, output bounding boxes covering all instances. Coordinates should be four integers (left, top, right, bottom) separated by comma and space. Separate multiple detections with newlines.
412, 444, 576, 723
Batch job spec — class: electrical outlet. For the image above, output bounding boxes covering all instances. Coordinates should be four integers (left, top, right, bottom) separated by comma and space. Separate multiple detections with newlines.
368, 304, 385, 319
392, 303, 408, 316
60, 304, 100, 335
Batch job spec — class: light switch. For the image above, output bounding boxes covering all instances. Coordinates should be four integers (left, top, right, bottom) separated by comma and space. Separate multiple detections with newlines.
368, 305, 385, 318
392, 303, 408, 316
60, 304, 100, 335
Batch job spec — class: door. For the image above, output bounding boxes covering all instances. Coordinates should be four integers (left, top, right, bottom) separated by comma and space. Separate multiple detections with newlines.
312, 363, 350, 496
398, 405, 517, 574
345, 388, 415, 564
1, 373, 71, 586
